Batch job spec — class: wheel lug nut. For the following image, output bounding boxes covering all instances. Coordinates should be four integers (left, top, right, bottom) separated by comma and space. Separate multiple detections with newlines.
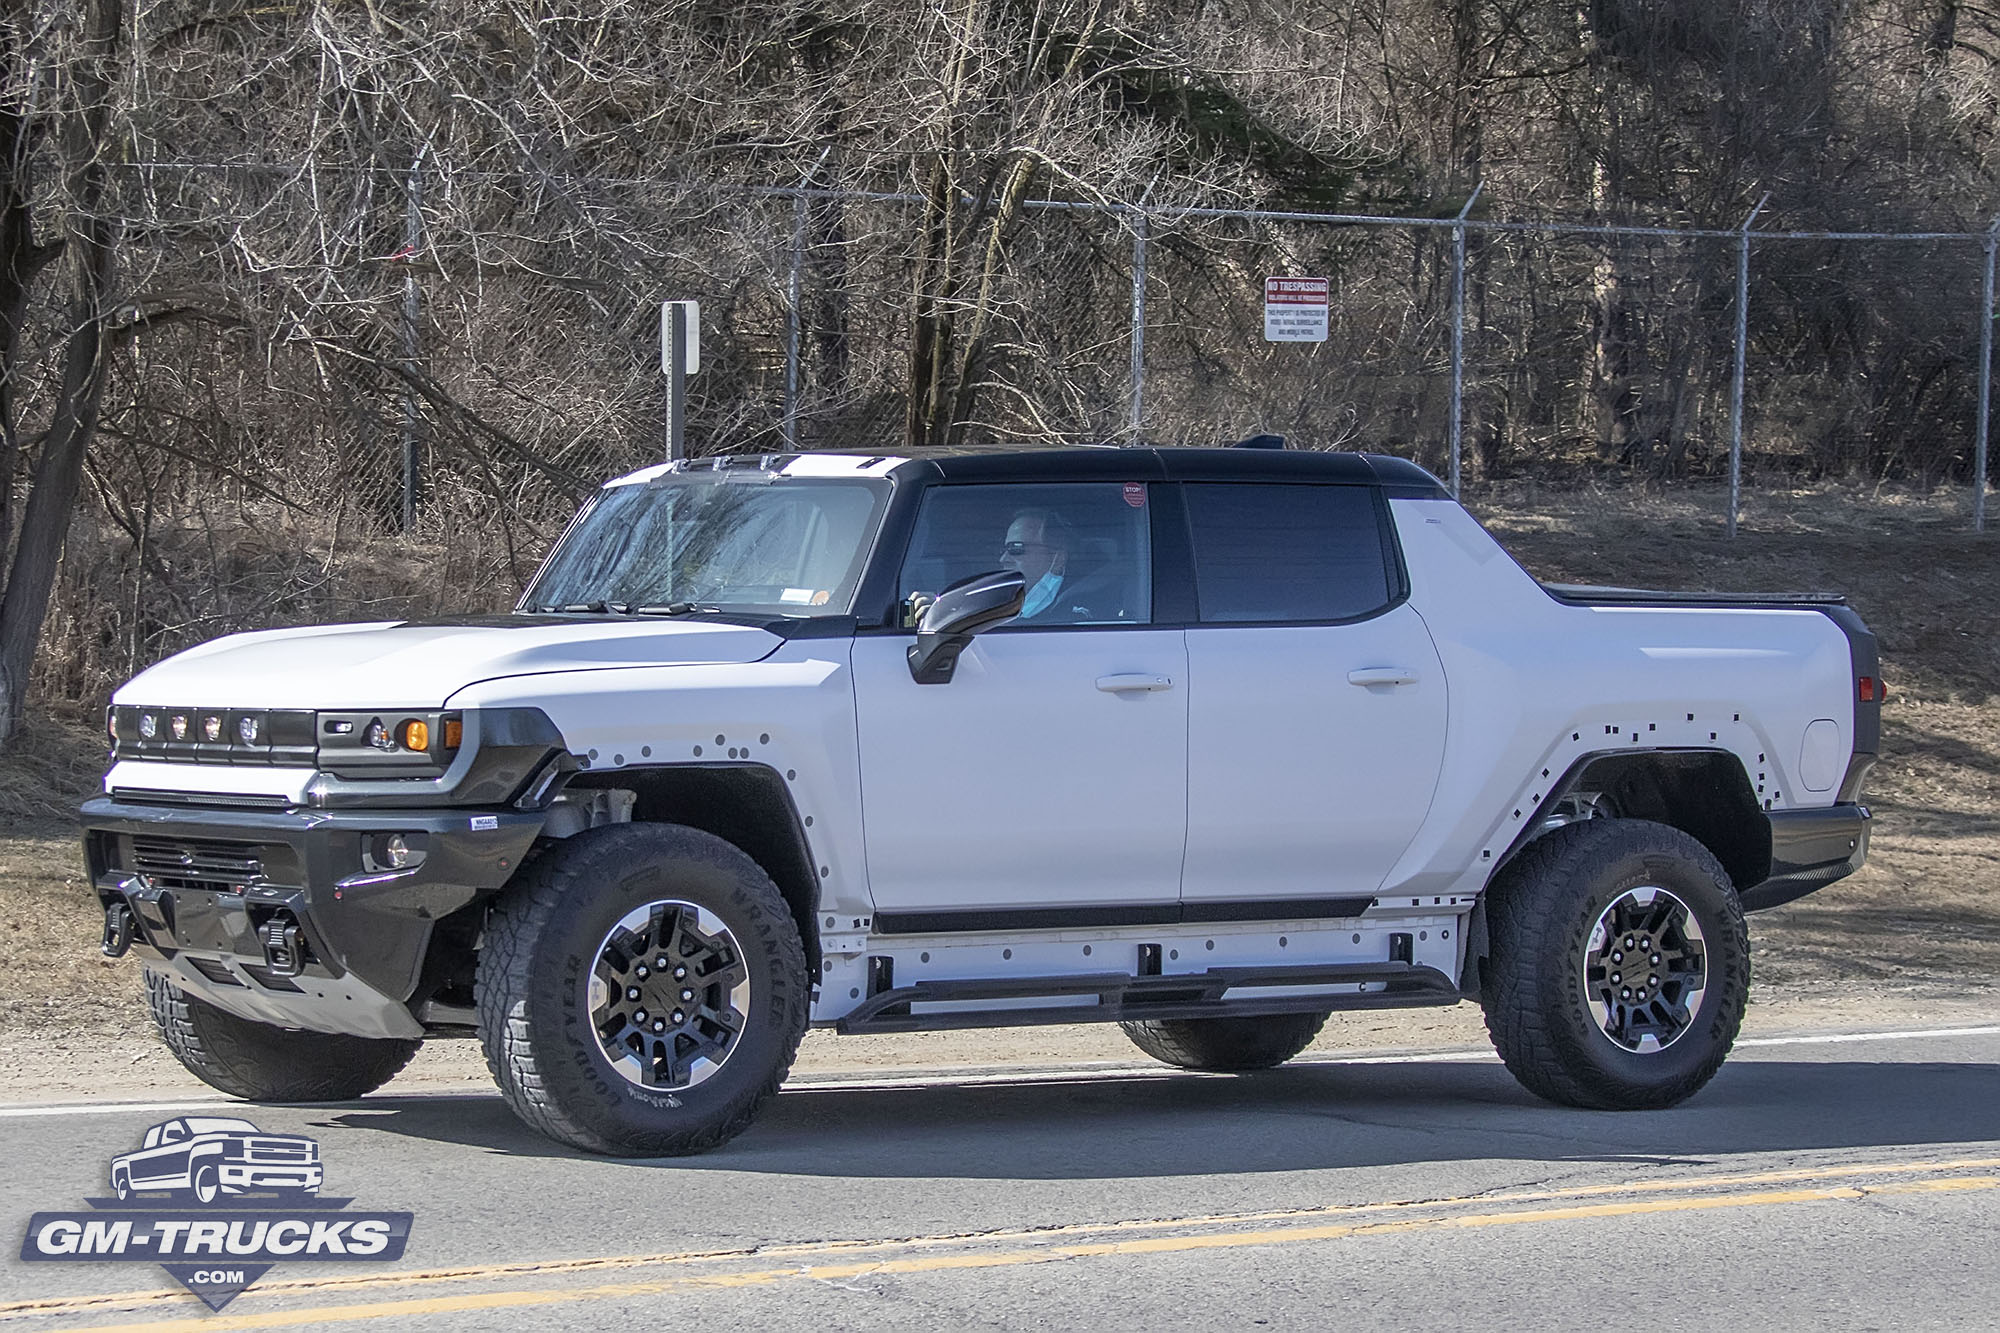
653, 1020, 666, 1033
1636, 988, 1647, 999
674, 966, 687, 980
636, 965, 649, 979
1649, 975, 1659, 987
634, 1009, 647, 1023
1651, 954, 1662, 965
1611, 972, 1621, 984
1624, 936, 1635, 948
680, 988, 694, 1001
672, 1010, 685, 1023
1612, 951, 1623, 963
626, 986, 641, 1001
657, 956, 669, 969
1621, 987, 1632, 999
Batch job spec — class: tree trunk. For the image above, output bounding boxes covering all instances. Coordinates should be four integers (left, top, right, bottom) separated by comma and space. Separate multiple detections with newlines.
0, 0, 121, 739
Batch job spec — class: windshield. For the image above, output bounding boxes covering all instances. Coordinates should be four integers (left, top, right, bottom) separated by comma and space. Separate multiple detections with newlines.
524, 475, 889, 617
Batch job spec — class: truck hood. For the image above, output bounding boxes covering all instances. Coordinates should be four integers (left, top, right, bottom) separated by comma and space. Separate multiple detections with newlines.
112, 617, 786, 711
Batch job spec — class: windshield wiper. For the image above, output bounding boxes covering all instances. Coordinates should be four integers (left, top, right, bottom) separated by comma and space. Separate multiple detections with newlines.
523, 601, 631, 615
633, 602, 720, 616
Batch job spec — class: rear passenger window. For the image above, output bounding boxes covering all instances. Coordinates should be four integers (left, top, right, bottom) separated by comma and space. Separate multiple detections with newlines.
1184, 483, 1395, 623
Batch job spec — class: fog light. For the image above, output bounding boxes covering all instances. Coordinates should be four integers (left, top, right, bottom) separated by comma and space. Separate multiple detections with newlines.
238, 715, 260, 744
399, 719, 430, 752
384, 834, 412, 868
138, 713, 158, 740
366, 718, 393, 751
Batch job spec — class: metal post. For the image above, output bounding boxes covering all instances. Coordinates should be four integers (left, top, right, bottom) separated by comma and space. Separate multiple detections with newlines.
1976, 216, 1998, 533
1727, 194, 1768, 540
1129, 212, 1148, 436
668, 304, 687, 462
398, 142, 428, 533
1448, 183, 1482, 498
784, 189, 806, 451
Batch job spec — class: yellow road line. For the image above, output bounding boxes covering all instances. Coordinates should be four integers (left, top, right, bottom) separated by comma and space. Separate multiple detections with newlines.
46, 1176, 2000, 1333
8, 1157, 1999, 1321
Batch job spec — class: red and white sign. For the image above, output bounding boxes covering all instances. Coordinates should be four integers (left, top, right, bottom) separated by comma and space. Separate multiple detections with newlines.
1264, 276, 1329, 342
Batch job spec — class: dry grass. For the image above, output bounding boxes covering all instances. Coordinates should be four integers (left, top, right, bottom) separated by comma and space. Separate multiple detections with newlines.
1, 479, 1995, 1041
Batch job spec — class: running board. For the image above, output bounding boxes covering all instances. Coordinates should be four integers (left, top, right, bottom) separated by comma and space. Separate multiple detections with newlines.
835, 961, 1463, 1035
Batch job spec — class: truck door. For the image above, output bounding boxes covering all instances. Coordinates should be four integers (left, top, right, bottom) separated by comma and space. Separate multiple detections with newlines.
1176, 482, 1447, 913
852, 481, 1188, 927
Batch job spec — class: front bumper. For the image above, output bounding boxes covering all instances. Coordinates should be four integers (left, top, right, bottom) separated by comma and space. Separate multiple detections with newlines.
220, 1162, 324, 1191
1739, 803, 1871, 912
82, 797, 544, 1039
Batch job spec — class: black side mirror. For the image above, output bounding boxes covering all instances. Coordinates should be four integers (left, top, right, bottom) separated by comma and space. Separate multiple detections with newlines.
906, 570, 1026, 684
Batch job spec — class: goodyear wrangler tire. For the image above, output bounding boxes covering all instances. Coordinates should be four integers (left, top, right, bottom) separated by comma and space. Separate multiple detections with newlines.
476, 823, 808, 1156
144, 970, 422, 1101
1119, 1011, 1329, 1071
1480, 818, 1749, 1111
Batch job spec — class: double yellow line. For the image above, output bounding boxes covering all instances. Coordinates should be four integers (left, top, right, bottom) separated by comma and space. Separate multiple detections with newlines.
10, 1157, 1999, 1331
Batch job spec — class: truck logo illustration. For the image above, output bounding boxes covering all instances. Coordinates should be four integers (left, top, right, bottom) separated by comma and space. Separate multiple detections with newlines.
109, 1117, 323, 1205
22, 1116, 408, 1312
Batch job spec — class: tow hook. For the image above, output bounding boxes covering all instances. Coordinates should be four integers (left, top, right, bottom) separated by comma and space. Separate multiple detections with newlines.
100, 902, 135, 958
259, 914, 307, 977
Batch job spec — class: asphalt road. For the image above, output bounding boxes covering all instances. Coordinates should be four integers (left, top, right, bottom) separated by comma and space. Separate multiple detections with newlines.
2, 1022, 1997, 1331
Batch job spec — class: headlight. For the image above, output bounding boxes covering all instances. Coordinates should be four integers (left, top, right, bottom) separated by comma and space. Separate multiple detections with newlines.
316, 711, 462, 778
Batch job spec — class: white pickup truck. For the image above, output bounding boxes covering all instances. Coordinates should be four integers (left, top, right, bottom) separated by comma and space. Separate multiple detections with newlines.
82, 444, 1878, 1155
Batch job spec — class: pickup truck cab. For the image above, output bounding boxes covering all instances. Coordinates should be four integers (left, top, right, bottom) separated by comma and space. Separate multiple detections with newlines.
82, 444, 1878, 1155
108, 1116, 322, 1202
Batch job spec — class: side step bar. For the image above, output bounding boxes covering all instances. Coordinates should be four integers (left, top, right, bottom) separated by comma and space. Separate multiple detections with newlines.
836, 961, 1463, 1035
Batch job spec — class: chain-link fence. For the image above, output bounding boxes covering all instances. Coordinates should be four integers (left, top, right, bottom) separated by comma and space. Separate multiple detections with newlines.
38, 163, 1996, 711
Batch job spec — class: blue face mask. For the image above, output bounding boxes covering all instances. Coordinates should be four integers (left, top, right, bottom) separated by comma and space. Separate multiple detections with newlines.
1020, 570, 1063, 617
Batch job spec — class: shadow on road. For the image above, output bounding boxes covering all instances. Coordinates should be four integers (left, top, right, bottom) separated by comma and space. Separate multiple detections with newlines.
319, 1056, 2000, 1178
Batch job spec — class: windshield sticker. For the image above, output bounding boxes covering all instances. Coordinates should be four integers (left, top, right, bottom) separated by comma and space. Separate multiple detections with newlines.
779, 588, 814, 604
1123, 482, 1146, 508
20, 1117, 413, 1312
810, 590, 831, 606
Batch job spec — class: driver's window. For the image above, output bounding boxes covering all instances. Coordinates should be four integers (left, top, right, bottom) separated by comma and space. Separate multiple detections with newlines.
899, 483, 1152, 628
160, 1124, 186, 1143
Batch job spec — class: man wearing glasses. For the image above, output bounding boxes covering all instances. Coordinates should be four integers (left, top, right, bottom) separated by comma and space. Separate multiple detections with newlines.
997, 508, 1094, 622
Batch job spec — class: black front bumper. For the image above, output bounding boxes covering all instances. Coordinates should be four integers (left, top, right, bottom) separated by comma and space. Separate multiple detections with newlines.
1739, 803, 1871, 912
82, 796, 544, 1038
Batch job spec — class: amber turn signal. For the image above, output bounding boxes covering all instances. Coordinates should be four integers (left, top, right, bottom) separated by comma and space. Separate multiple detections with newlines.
399, 719, 430, 751
443, 717, 462, 750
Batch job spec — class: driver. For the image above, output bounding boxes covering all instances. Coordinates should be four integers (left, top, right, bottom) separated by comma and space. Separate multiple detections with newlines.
998, 508, 1092, 622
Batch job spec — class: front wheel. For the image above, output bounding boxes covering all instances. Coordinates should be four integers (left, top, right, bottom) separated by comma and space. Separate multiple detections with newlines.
475, 823, 808, 1156
191, 1163, 220, 1205
145, 972, 423, 1102
1480, 818, 1749, 1110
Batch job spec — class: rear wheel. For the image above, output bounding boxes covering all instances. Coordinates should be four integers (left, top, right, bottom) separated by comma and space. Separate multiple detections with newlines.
476, 823, 808, 1156
1120, 1011, 1330, 1071
145, 971, 422, 1101
1479, 818, 1749, 1110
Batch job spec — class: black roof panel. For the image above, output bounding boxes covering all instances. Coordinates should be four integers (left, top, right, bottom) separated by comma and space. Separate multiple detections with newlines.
885, 447, 1448, 495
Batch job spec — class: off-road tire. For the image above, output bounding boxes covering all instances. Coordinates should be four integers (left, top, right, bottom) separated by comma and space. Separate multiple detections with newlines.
144, 970, 422, 1101
475, 823, 808, 1157
1119, 1011, 1330, 1071
1480, 817, 1749, 1110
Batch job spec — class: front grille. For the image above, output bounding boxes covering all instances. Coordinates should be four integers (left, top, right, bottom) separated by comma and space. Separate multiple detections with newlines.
246, 1138, 314, 1161
128, 837, 266, 894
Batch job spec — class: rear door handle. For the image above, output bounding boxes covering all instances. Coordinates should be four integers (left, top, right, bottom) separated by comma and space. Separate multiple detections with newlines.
1348, 667, 1418, 687
1096, 673, 1175, 693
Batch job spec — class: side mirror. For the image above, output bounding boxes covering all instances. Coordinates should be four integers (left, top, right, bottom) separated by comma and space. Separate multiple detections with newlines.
906, 570, 1026, 684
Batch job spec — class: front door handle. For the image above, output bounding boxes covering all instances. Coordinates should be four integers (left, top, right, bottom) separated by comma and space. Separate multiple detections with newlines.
1348, 667, 1418, 687
1096, 673, 1175, 693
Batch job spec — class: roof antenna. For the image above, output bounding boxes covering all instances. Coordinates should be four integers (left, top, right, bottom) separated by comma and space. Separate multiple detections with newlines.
1231, 433, 1286, 450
